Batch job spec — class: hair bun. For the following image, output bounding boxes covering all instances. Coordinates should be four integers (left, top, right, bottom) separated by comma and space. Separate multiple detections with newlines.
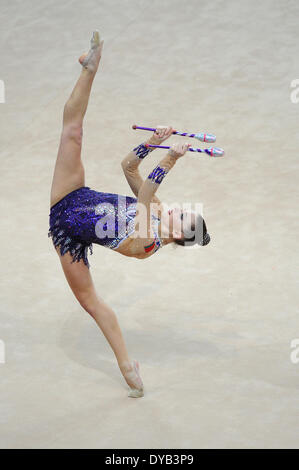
200, 232, 211, 246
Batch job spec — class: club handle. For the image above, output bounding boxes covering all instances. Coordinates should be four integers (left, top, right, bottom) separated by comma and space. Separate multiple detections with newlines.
145, 143, 224, 157
132, 124, 216, 142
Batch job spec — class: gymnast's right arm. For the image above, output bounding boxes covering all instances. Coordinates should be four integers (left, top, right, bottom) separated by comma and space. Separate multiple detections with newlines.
137, 142, 191, 237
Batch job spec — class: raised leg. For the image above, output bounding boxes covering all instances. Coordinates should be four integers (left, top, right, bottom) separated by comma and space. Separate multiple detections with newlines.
50, 32, 104, 207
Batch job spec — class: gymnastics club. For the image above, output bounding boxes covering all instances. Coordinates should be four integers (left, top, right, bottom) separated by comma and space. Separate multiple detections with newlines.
145, 143, 224, 157
132, 124, 216, 143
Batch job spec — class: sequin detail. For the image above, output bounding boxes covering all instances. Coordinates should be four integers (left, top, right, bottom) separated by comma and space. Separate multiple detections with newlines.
133, 142, 154, 159
48, 188, 94, 268
147, 165, 169, 184
48, 186, 150, 268
150, 213, 162, 253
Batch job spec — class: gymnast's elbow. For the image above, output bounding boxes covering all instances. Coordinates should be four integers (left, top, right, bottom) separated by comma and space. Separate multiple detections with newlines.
121, 160, 134, 173
121, 159, 127, 170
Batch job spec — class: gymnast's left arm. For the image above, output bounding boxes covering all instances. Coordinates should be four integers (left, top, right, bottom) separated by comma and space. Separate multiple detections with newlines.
121, 140, 155, 198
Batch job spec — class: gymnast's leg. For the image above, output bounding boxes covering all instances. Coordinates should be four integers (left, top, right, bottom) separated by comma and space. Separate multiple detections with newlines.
51, 33, 144, 396
56, 249, 143, 395
50, 32, 104, 207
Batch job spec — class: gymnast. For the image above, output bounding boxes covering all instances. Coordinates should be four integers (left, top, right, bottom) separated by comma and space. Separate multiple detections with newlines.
48, 31, 210, 398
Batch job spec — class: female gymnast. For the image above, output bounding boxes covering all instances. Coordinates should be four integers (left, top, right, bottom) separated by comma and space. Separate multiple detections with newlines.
48, 31, 210, 398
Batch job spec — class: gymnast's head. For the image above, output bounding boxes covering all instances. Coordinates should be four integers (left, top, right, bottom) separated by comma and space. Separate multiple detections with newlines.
167, 207, 210, 247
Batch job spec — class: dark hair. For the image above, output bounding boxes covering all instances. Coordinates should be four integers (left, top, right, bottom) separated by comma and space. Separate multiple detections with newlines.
174, 214, 211, 247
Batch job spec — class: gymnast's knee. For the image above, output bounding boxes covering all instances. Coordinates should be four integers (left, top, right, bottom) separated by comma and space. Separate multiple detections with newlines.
61, 122, 83, 145
79, 297, 98, 317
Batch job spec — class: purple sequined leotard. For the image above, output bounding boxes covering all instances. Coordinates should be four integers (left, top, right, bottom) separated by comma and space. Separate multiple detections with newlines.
48, 186, 163, 268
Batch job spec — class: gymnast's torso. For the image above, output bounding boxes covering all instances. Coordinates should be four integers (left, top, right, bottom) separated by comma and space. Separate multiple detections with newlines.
48, 186, 163, 267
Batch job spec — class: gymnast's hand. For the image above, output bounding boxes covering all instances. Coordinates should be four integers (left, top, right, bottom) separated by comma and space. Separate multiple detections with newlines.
168, 142, 191, 159
147, 125, 175, 146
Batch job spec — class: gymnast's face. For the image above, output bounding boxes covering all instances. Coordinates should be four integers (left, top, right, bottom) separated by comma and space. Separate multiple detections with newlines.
167, 207, 196, 240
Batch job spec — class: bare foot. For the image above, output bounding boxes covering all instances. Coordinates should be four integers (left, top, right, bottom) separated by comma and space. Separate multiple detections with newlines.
120, 360, 144, 398
78, 31, 104, 73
